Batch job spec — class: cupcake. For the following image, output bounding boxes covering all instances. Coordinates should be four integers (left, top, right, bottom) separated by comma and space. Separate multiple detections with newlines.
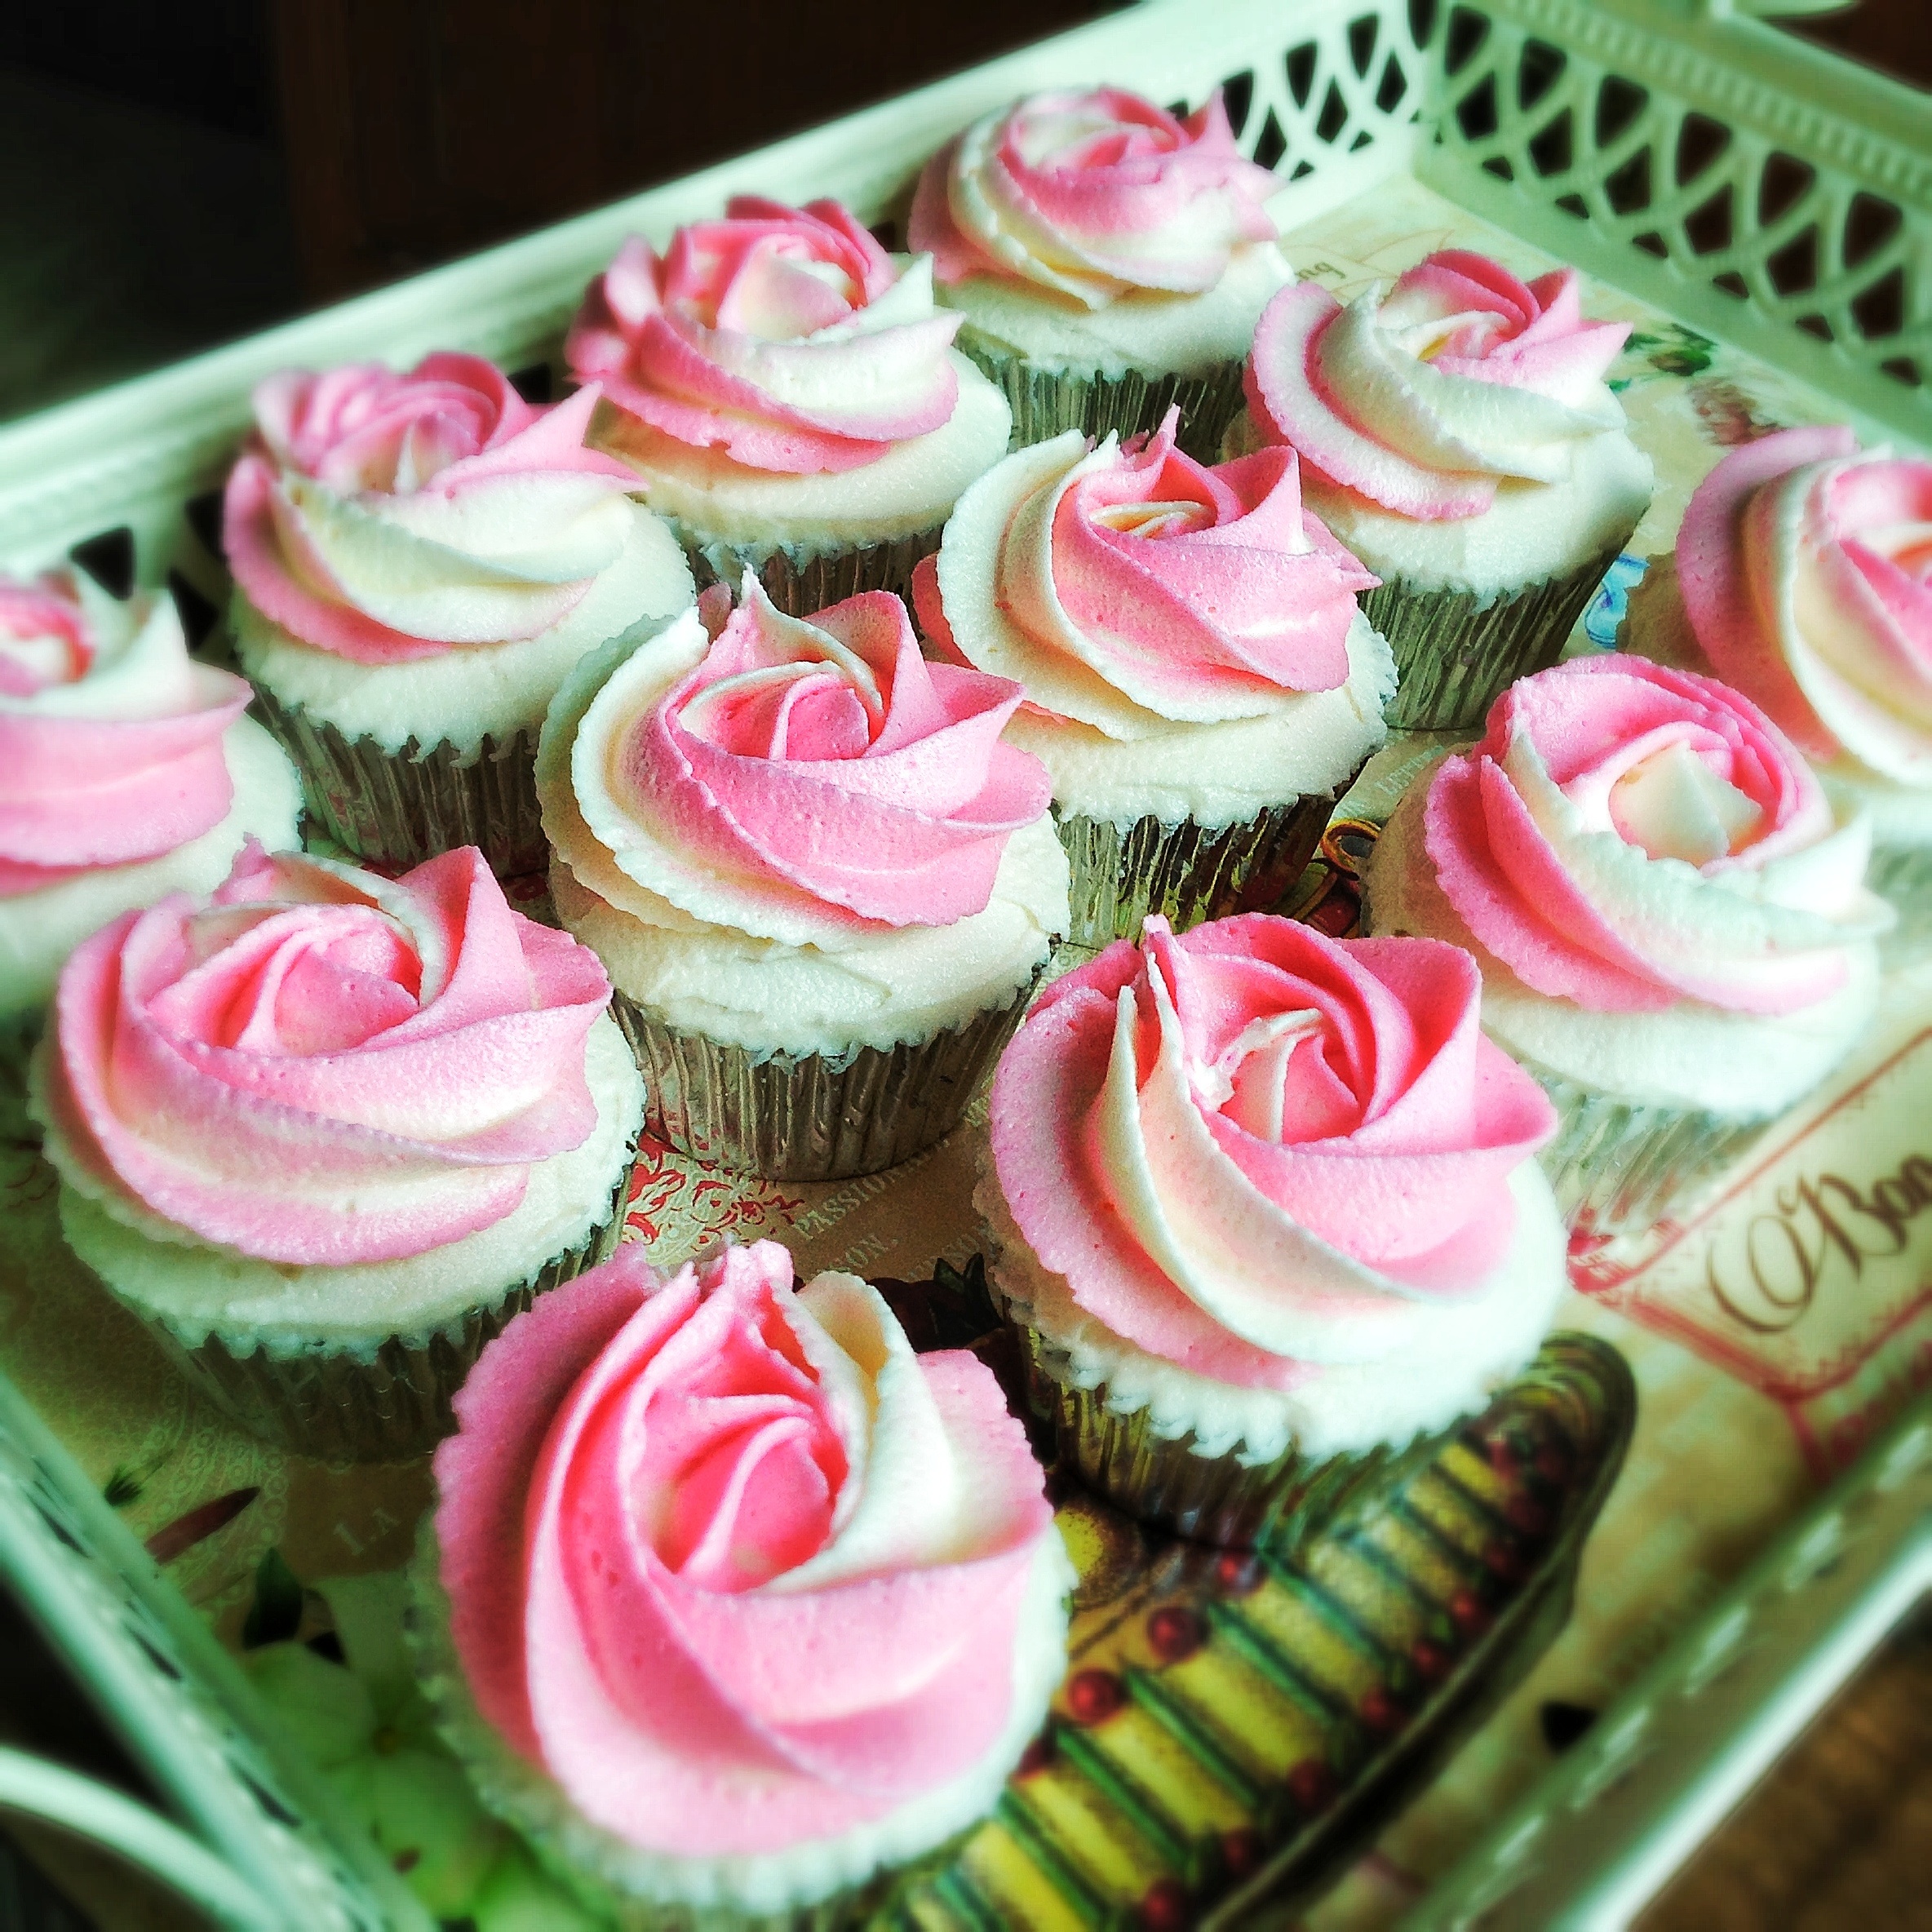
29, 842, 643, 1460
566, 197, 1011, 613
912, 407, 1393, 947
0, 570, 300, 1116
538, 576, 1067, 1179
1624, 425, 1932, 937
1365, 656, 1892, 1236
224, 352, 693, 877
410, 1238, 1071, 1929
981, 911, 1567, 1548
907, 86, 1288, 455
1234, 250, 1654, 729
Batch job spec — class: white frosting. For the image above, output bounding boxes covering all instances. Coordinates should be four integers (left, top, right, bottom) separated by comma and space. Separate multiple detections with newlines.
0, 716, 302, 1025
981, 1165, 1566, 1462
939, 243, 1293, 379
233, 500, 694, 754
43, 1016, 641, 1355
592, 352, 1012, 552
1367, 778, 1881, 1117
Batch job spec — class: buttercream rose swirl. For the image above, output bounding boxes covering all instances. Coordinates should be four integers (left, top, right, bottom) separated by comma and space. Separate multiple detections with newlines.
566, 197, 964, 475
578, 578, 1050, 933
1678, 423, 1932, 787
39, 843, 611, 1265
908, 87, 1279, 306
0, 575, 250, 897
432, 1239, 1062, 1859
994, 914, 1556, 1382
1247, 250, 1632, 519
224, 351, 642, 665
1424, 656, 1890, 1018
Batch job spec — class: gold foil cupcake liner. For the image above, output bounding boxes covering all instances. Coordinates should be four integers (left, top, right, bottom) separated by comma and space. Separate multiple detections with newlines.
956, 335, 1247, 461
678, 525, 942, 618
143, 1174, 630, 1465
249, 685, 547, 878
1054, 792, 1335, 950
1365, 540, 1632, 733
609, 977, 1040, 1181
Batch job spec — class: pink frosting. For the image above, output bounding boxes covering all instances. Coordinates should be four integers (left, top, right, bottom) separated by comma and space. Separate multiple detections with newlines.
432, 1239, 1054, 1857
1678, 424, 1932, 781
908, 88, 1278, 303
0, 575, 249, 899
629, 580, 1050, 927
990, 914, 1555, 1385
40, 842, 610, 1265
566, 198, 962, 475
1425, 656, 1868, 1017
1246, 251, 1630, 520
224, 352, 637, 664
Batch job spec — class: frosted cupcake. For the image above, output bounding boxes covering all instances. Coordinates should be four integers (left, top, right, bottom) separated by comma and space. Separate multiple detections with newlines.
0, 571, 300, 1123
29, 843, 643, 1460
1234, 250, 1653, 729
908, 86, 1288, 455
410, 1238, 1071, 1930
224, 352, 693, 876
538, 578, 1067, 1178
1624, 425, 1932, 937
1365, 656, 1892, 1236
567, 197, 1011, 613
982, 912, 1566, 1548
913, 407, 1393, 946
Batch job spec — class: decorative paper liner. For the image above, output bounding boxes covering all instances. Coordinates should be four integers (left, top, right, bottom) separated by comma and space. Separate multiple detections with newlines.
1055, 791, 1335, 950
677, 523, 941, 618
1004, 1305, 1447, 1552
0, 1010, 38, 1151
122, 1175, 630, 1465
250, 685, 545, 879
1529, 1063, 1771, 1239
609, 974, 1042, 1181
955, 333, 1247, 460
1364, 540, 1630, 733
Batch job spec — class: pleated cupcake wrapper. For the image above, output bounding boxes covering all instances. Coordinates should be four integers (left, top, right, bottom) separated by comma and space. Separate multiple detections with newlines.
0, 1010, 40, 1151
1364, 540, 1630, 733
1868, 843, 1932, 952
136, 1176, 630, 1464
1530, 1064, 1770, 1240
956, 334, 1247, 460
1055, 792, 1334, 950
1004, 1305, 1444, 1552
250, 685, 546, 879
609, 977, 1040, 1181
678, 524, 941, 618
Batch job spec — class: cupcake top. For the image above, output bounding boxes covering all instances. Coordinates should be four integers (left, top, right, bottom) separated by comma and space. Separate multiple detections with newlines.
986, 913, 1566, 1456
1675, 424, 1932, 813
1242, 250, 1652, 589
538, 579, 1067, 1055
908, 87, 1289, 377
0, 573, 300, 1021
226, 352, 693, 751
421, 1239, 1070, 1910
914, 408, 1392, 825
569, 199, 1011, 549
1368, 655, 1891, 1114
34, 840, 623, 1268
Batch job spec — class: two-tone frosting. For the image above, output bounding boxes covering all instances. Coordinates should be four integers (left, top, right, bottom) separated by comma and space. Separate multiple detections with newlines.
1368, 656, 1891, 1114
986, 914, 1566, 1457
538, 581, 1067, 1056
1243, 251, 1652, 587
569, 200, 1012, 551
915, 410, 1393, 826
424, 1239, 1070, 1908
0, 574, 300, 1022
907, 88, 1290, 379
226, 353, 693, 751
